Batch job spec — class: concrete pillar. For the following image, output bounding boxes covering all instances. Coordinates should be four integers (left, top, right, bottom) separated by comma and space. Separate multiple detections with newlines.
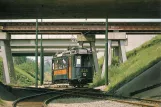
0, 32, 15, 84
101, 56, 105, 78
108, 40, 112, 66
101, 40, 112, 78
119, 40, 127, 63
91, 42, 99, 72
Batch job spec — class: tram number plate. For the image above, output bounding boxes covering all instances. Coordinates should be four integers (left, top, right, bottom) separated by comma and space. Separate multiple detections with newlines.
81, 68, 88, 72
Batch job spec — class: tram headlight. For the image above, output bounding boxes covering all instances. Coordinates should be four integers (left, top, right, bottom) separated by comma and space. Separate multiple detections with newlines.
83, 73, 86, 76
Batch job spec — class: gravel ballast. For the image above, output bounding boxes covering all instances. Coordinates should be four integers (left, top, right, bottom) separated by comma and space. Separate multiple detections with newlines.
48, 97, 139, 107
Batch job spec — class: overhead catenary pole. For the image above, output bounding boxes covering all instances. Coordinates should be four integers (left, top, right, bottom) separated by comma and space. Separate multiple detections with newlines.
105, 18, 108, 85
40, 19, 44, 85
35, 19, 38, 87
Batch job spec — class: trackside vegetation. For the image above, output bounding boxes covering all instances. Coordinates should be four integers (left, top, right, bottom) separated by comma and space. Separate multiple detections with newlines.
0, 98, 4, 106
90, 35, 161, 93
0, 57, 36, 86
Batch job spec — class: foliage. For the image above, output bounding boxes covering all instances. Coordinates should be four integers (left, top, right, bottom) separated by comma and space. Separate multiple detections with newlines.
13, 56, 27, 65
0, 98, 4, 106
89, 71, 105, 88
14, 58, 38, 86
98, 56, 104, 69
111, 56, 119, 66
0, 56, 35, 86
127, 35, 161, 58
44, 60, 52, 72
90, 35, 161, 93
14, 67, 35, 86
16, 58, 36, 79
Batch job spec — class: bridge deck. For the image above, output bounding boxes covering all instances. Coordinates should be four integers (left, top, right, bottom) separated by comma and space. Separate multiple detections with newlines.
0, 0, 160, 18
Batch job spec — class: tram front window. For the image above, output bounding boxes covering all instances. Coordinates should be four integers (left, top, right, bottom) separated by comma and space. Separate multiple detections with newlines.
75, 55, 91, 67
76, 56, 81, 67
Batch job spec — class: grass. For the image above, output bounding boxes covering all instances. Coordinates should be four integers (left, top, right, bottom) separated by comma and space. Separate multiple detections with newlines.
0, 98, 4, 106
91, 35, 161, 93
0, 58, 35, 86
14, 66, 35, 82
13, 66, 35, 86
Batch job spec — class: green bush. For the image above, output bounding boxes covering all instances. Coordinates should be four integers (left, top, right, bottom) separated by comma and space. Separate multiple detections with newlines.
89, 71, 105, 88
14, 67, 35, 86
111, 56, 119, 66
0, 98, 4, 106
16, 58, 40, 81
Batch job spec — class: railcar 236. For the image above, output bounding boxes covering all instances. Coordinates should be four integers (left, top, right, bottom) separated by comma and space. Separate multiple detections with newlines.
52, 47, 94, 87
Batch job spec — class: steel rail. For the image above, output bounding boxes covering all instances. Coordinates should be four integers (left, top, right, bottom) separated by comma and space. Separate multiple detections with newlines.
12, 88, 99, 107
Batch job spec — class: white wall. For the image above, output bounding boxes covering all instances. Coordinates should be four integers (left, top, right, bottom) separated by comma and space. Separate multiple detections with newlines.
125, 34, 156, 51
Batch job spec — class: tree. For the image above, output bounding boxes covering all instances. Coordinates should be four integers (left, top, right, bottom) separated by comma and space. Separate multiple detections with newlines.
13, 56, 27, 65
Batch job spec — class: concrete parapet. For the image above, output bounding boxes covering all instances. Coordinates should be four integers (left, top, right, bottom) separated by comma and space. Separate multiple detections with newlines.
108, 32, 127, 40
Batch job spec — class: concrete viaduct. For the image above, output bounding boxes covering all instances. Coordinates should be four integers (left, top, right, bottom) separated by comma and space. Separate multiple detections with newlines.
0, 21, 161, 84
10, 34, 125, 56
0, 22, 161, 34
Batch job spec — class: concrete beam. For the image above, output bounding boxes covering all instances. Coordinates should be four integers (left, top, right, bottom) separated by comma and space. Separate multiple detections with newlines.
0, 32, 10, 40
108, 32, 127, 40
10, 39, 127, 49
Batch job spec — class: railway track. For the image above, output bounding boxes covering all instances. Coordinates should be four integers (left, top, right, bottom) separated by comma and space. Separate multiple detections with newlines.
45, 92, 161, 107
13, 88, 100, 107
13, 88, 161, 107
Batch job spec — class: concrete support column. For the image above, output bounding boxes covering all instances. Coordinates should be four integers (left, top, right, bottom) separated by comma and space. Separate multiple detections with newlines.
119, 40, 127, 63
91, 42, 99, 72
108, 40, 112, 66
101, 56, 105, 78
0, 32, 15, 84
101, 40, 112, 78
1, 41, 10, 83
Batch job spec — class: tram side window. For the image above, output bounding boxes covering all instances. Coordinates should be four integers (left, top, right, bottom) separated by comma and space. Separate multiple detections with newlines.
54, 58, 68, 70
52, 63, 55, 70
75, 55, 91, 67
54, 60, 59, 70
62, 58, 67, 68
